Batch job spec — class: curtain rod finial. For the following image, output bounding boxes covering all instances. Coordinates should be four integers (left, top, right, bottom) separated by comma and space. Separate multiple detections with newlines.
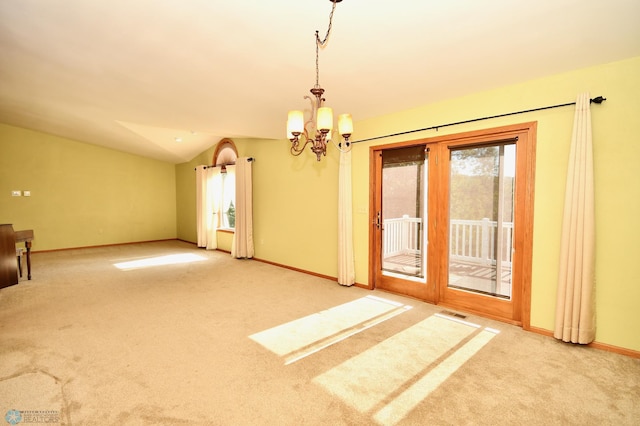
591, 96, 606, 104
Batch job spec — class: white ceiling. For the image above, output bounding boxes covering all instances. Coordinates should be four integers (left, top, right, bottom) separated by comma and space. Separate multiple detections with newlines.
1, 0, 639, 163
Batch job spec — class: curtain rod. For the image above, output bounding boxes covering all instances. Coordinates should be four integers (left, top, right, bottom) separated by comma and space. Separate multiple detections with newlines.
351, 96, 607, 145
195, 157, 254, 170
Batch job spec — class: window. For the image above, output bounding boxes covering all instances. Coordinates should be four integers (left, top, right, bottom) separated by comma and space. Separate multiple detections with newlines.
220, 169, 235, 229
213, 138, 238, 230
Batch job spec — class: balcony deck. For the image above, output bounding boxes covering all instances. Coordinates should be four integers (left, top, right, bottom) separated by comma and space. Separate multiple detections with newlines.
383, 253, 421, 273
383, 216, 513, 298
383, 254, 512, 298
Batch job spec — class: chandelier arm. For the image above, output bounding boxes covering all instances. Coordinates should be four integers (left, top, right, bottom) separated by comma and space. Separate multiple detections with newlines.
291, 143, 308, 156
290, 131, 313, 156
303, 94, 320, 132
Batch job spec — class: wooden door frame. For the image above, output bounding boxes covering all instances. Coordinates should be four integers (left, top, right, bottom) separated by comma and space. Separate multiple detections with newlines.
368, 122, 536, 329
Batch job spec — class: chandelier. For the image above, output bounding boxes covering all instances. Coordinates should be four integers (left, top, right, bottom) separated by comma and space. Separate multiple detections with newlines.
287, 0, 353, 161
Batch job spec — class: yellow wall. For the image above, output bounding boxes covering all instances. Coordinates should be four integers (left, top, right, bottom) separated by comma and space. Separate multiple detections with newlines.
3, 56, 635, 351
248, 138, 340, 274
175, 146, 214, 244
0, 124, 177, 250
175, 137, 340, 275
177, 56, 640, 351
350, 56, 640, 351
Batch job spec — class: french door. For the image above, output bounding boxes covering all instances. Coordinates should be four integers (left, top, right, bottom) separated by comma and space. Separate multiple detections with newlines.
370, 144, 432, 301
369, 123, 536, 325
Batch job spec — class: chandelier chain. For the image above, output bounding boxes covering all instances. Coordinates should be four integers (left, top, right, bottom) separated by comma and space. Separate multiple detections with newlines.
314, 1, 338, 88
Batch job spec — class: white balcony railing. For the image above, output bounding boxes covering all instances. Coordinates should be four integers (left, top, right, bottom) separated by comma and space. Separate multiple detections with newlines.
383, 216, 513, 266
383, 215, 422, 257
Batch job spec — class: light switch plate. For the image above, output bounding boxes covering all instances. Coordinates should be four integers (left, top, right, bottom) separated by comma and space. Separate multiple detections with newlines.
12, 190, 21, 197
23, 191, 31, 197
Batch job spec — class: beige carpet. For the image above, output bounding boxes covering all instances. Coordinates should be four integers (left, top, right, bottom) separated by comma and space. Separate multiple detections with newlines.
0, 240, 638, 425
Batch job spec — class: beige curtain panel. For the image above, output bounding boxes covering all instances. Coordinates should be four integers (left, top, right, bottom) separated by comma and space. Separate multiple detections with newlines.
231, 158, 254, 259
196, 165, 221, 250
554, 92, 596, 344
338, 149, 355, 286
196, 165, 208, 248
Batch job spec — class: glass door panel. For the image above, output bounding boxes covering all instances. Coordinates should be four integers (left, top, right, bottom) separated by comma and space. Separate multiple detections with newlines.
381, 146, 427, 282
448, 144, 515, 299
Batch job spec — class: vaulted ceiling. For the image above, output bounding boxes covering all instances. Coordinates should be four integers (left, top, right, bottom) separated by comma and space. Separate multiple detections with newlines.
1, 0, 639, 163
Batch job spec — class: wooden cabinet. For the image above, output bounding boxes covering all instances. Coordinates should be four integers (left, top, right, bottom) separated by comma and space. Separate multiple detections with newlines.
0, 224, 19, 289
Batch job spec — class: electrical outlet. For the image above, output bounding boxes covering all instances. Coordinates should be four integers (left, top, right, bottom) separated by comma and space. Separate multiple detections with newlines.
11, 190, 21, 197
23, 191, 31, 197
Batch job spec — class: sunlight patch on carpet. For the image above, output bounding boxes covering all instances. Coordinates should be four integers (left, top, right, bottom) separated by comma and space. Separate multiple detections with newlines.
249, 296, 412, 365
373, 327, 498, 425
313, 314, 499, 425
113, 253, 207, 270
